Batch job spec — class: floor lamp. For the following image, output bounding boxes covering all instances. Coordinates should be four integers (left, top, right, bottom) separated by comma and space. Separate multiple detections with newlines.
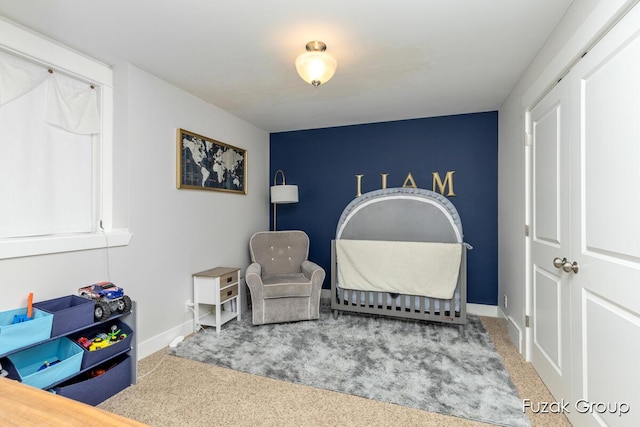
270, 170, 298, 231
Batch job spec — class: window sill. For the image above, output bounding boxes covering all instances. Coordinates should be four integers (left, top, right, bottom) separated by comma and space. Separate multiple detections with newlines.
0, 229, 132, 260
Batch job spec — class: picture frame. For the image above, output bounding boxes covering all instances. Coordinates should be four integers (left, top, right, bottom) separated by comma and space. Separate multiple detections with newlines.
176, 128, 247, 194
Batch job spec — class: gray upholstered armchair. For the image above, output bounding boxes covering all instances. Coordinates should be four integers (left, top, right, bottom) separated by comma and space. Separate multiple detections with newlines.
246, 230, 325, 325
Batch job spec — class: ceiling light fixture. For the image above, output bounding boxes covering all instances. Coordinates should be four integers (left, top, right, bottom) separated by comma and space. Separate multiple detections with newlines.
295, 41, 337, 87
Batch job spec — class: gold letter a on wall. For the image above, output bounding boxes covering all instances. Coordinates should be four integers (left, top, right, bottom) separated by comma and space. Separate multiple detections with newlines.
402, 172, 418, 188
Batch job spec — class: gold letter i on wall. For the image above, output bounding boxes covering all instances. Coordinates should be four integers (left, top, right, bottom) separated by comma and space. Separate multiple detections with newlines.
380, 173, 389, 189
355, 174, 364, 197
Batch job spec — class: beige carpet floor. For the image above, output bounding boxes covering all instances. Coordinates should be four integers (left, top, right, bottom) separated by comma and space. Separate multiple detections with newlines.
98, 317, 571, 427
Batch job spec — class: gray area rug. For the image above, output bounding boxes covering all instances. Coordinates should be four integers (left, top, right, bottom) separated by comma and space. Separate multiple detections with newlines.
169, 310, 530, 427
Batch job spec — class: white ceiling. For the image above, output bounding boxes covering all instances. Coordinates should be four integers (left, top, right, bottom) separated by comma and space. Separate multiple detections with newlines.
0, 0, 573, 132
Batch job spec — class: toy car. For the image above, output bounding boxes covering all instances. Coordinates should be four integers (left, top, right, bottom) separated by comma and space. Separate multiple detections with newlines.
88, 337, 111, 351
78, 282, 132, 322
76, 337, 92, 349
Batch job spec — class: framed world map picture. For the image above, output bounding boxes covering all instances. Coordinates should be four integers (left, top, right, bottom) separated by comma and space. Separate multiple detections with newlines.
176, 129, 247, 194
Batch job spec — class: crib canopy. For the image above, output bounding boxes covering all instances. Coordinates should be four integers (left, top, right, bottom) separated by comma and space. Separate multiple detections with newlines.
335, 187, 463, 244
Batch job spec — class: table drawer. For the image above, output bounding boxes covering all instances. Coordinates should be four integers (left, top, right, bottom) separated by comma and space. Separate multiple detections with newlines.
220, 284, 238, 303
220, 270, 238, 286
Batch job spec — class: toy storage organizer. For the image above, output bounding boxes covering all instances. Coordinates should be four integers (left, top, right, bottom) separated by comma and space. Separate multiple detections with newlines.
0, 296, 137, 406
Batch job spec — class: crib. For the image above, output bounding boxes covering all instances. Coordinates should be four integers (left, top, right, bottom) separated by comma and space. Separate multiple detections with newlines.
330, 187, 470, 334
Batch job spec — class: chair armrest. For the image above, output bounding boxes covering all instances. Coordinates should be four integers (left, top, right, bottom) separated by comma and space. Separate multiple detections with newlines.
245, 263, 263, 295
301, 260, 326, 290
302, 260, 325, 318
245, 263, 262, 284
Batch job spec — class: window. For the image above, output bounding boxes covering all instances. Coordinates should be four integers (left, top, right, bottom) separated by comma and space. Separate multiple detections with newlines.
0, 51, 98, 238
0, 18, 130, 259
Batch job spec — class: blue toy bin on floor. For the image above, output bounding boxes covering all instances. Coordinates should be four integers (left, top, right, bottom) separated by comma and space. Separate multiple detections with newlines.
0, 307, 53, 355
4, 337, 83, 389
69, 321, 133, 370
54, 355, 132, 406
33, 295, 94, 337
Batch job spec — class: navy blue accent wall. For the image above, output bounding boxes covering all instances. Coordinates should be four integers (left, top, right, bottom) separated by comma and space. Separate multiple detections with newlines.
270, 111, 498, 305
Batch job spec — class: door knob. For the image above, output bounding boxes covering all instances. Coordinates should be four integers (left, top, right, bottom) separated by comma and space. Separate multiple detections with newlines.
562, 260, 579, 274
553, 257, 566, 269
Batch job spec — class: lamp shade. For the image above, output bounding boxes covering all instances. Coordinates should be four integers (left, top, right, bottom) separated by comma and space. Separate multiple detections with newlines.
295, 41, 337, 87
271, 184, 298, 204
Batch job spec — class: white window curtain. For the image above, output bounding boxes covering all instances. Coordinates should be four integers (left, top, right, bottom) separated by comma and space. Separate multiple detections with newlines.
0, 51, 101, 238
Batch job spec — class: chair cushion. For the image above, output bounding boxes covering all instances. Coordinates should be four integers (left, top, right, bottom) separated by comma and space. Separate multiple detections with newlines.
262, 273, 312, 298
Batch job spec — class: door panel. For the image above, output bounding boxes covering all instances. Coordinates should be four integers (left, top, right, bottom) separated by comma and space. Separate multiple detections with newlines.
582, 30, 640, 261
528, 82, 571, 402
568, 5, 640, 426
533, 266, 561, 370
582, 293, 640, 427
532, 105, 561, 246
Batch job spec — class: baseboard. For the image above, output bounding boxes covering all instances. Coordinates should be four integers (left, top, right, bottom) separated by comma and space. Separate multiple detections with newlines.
320, 289, 331, 306
498, 307, 523, 354
137, 320, 194, 360
467, 303, 498, 317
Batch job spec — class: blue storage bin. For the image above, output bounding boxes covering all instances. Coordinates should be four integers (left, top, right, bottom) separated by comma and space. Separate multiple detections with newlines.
0, 307, 53, 355
54, 355, 131, 406
69, 321, 133, 370
4, 337, 83, 389
33, 295, 94, 337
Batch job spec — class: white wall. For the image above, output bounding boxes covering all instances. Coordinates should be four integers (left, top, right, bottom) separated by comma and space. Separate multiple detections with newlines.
497, 0, 636, 354
0, 63, 270, 358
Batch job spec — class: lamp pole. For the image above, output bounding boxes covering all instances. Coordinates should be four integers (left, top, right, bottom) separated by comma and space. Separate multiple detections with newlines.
270, 169, 298, 231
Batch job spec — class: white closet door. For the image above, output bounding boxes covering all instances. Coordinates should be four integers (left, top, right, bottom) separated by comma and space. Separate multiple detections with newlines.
528, 81, 572, 404
568, 4, 640, 427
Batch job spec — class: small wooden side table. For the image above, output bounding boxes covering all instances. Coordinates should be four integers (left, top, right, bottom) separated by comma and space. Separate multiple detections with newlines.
193, 267, 241, 333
